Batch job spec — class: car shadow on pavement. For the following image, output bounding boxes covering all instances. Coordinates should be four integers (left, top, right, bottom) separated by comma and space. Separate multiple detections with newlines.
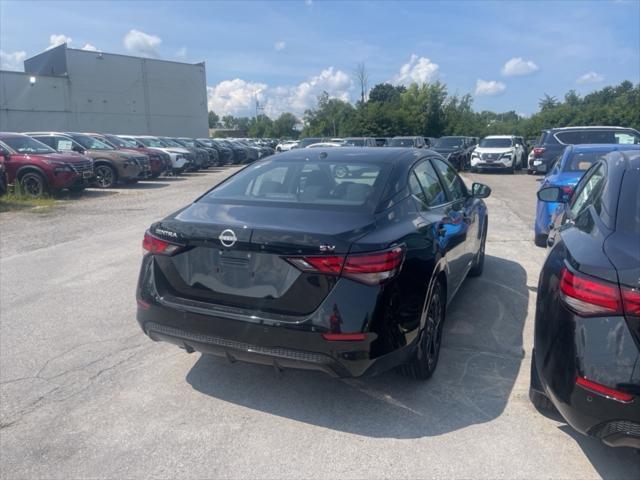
558, 425, 640, 476
186, 254, 528, 439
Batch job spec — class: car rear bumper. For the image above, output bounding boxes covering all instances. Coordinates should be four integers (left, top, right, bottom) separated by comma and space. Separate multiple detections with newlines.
528, 159, 548, 173
137, 301, 413, 378
534, 307, 640, 448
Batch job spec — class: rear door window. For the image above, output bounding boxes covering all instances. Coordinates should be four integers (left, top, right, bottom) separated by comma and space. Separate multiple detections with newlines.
410, 160, 446, 208
617, 168, 640, 235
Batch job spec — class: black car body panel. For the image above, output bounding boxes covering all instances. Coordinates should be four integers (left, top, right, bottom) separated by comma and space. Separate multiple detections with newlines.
432, 136, 475, 171
532, 149, 640, 448
137, 147, 489, 377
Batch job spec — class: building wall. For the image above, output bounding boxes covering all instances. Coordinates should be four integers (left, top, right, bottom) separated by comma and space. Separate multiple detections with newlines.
1, 45, 208, 137
0, 71, 72, 132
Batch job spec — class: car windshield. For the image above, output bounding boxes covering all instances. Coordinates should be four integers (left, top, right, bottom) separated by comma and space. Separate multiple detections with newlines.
479, 138, 512, 148
177, 139, 196, 147
137, 137, 165, 148
106, 136, 137, 148
563, 151, 605, 172
344, 139, 365, 146
201, 159, 388, 210
197, 139, 213, 147
162, 139, 184, 148
435, 137, 464, 148
73, 135, 114, 150
389, 138, 415, 147
3, 136, 57, 154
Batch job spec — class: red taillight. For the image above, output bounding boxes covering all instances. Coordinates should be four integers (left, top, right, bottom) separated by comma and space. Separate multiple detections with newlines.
322, 333, 366, 341
533, 147, 546, 156
142, 231, 182, 256
285, 246, 405, 285
559, 267, 622, 316
622, 287, 640, 316
576, 376, 634, 403
343, 247, 405, 285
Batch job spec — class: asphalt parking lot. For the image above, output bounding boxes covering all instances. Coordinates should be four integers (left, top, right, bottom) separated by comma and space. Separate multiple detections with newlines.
1, 167, 638, 479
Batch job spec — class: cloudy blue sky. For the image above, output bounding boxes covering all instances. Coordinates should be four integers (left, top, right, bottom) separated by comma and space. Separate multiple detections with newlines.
1, 0, 638, 118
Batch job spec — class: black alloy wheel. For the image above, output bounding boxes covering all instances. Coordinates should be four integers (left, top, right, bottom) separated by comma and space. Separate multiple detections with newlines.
402, 281, 445, 380
20, 172, 47, 197
94, 164, 117, 188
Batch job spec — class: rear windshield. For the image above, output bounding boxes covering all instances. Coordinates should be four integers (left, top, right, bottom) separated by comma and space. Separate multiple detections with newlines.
563, 151, 605, 172
200, 159, 389, 210
556, 130, 640, 145
479, 138, 512, 148
389, 138, 415, 147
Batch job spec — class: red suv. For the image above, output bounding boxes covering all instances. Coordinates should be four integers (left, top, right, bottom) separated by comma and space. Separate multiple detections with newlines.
0, 133, 94, 196
99, 134, 171, 178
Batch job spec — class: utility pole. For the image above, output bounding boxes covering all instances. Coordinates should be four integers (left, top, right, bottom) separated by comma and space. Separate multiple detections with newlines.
255, 94, 264, 119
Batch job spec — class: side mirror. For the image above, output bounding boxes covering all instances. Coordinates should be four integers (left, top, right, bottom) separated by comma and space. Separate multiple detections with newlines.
537, 186, 570, 203
472, 182, 491, 198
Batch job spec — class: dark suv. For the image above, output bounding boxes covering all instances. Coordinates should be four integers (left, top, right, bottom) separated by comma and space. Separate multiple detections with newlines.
0, 133, 94, 196
528, 126, 640, 174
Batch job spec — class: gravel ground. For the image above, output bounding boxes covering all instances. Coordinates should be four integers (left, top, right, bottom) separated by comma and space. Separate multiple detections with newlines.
1, 166, 638, 479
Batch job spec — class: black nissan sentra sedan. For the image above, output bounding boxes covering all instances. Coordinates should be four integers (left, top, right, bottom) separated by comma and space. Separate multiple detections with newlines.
136, 147, 491, 379
531, 149, 640, 448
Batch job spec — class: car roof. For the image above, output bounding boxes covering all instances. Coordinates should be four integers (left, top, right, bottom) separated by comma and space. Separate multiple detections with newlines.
549, 126, 637, 131
272, 145, 424, 165
569, 143, 640, 153
0, 132, 31, 138
483, 135, 513, 139
23, 131, 71, 136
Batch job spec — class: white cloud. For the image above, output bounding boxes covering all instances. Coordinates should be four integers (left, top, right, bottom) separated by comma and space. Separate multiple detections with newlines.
123, 29, 161, 58
576, 71, 604, 84
176, 46, 187, 58
81, 43, 99, 52
274, 41, 286, 51
207, 67, 353, 117
392, 54, 439, 86
48, 34, 72, 49
501, 57, 539, 76
0, 50, 26, 71
475, 79, 507, 96
207, 79, 268, 117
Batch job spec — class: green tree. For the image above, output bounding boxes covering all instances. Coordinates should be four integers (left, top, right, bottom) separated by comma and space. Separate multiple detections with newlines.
208, 110, 219, 128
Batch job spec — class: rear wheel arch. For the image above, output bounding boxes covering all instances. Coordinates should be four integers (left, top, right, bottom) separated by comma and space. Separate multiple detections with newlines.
17, 166, 50, 191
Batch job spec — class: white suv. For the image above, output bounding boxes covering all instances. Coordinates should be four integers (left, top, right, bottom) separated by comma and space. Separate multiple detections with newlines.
470, 135, 525, 173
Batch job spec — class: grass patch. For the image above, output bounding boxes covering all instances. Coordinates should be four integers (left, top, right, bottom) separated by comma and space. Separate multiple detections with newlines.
0, 185, 61, 214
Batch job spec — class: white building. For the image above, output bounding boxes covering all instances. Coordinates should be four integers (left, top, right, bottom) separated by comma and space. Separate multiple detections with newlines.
0, 44, 208, 137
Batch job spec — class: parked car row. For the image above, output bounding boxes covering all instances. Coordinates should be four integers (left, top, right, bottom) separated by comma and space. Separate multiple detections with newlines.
0, 132, 275, 196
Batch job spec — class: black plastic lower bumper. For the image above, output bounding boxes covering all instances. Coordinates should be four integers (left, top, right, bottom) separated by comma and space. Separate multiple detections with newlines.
138, 303, 413, 378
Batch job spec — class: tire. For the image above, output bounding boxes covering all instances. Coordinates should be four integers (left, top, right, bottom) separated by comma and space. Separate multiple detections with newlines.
469, 219, 487, 277
400, 280, 445, 380
509, 158, 516, 174
94, 164, 117, 188
534, 234, 548, 248
19, 171, 47, 197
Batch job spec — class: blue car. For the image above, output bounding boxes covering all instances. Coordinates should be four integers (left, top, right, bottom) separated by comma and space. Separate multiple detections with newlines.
534, 143, 640, 247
